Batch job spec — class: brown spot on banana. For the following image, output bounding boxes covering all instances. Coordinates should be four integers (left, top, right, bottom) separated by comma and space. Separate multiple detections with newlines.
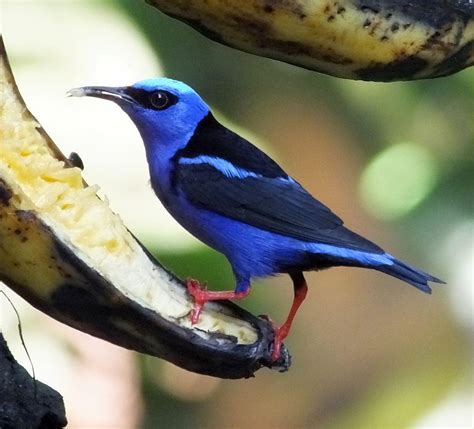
0, 36, 290, 378
0, 179, 13, 206
147, 0, 473, 81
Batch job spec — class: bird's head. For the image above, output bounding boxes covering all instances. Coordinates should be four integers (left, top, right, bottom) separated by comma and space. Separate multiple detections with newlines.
68, 78, 210, 151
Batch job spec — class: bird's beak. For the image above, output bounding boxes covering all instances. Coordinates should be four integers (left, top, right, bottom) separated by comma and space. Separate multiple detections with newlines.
66, 86, 135, 105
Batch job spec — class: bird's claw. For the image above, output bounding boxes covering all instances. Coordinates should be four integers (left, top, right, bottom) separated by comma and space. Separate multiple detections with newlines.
186, 279, 250, 325
258, 314, 286, 361
271, 325, 288, 362
186, 278, 207, 324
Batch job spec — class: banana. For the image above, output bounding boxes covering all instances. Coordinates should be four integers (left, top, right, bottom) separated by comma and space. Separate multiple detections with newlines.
147, 0, 473, 81
0, 37, 289, 378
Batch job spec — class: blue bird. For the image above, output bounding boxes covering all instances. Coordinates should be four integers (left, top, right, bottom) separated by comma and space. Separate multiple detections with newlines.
69, 78, 444, 361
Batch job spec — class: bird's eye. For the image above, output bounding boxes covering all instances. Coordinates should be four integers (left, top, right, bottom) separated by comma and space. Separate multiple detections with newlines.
149, 91, 171, 110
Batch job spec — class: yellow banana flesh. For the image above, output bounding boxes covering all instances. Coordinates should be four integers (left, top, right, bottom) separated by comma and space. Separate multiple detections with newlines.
148, 0, 473, 81
0, 37, 289, 378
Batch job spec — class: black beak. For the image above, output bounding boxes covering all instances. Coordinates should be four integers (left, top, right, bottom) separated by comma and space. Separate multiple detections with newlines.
66, 86, 135, 104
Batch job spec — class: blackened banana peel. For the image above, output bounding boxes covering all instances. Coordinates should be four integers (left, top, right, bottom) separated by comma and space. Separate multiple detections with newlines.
147, 0, 473, 81
0, 37, 290, 379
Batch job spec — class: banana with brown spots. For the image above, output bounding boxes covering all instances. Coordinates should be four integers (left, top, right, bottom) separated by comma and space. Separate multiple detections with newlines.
147, 0, 473, 81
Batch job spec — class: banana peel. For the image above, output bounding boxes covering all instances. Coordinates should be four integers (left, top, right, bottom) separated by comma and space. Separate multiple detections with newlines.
0, 36, 290, 379
147, 0, 474, 81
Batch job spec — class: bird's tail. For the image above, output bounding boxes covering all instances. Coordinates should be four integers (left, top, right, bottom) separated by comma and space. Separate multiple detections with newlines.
375, 256, 445, 294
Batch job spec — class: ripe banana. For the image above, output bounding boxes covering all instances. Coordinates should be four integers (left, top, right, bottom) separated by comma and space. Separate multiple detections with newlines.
0, 37, 289, 378
147, 0, 474, 81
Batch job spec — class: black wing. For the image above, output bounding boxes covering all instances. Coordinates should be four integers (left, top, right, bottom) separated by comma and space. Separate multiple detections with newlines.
173, 113, 289, 179
174, 162, 384, 254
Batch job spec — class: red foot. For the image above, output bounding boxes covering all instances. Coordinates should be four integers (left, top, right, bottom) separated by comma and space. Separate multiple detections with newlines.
270, 272, 308, 362
259, 315, 288, 362
271, 324, 291, 362
186, 278, 250, 325
186, 278, 207, 324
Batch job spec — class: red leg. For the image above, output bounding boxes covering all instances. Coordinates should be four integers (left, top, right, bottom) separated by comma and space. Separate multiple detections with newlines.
186, 278, 250, 324
271, 272, 308, 362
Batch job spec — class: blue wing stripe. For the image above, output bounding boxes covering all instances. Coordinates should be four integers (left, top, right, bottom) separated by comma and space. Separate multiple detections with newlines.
179, 156, 261, 179
304, 243, 393, 266
179, 156, 295, 182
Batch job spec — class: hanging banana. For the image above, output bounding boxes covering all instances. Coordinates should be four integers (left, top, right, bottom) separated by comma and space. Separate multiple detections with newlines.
147, 0, 473, 81
0, 37, 289, 379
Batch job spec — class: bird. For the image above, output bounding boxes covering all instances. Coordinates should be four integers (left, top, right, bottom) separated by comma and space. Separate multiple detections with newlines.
68, 78, 444, 362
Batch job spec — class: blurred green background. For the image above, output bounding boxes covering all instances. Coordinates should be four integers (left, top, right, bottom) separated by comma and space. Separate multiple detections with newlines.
2, 1, 473, 428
